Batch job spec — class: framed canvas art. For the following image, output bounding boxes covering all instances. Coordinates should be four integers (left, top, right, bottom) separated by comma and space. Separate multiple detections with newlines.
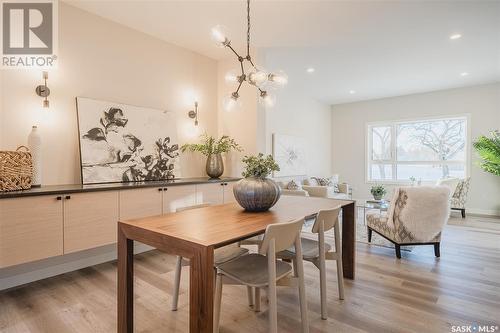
272, 134, 307, 177
76, 97, 180, 184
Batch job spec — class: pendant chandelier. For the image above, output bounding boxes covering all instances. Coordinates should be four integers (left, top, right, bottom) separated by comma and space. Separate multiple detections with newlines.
211, 0, 287, 111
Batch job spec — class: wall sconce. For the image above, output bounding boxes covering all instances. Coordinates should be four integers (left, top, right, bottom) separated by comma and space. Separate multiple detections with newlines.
188, 101, 199, 126
35, 71, 50, 108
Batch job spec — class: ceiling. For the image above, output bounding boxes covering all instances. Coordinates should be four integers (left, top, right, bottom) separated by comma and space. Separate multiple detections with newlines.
65, 0, 500, 105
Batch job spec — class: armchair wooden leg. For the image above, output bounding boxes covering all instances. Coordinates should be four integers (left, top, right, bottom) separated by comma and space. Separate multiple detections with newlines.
395, 245, 401, 259
461, 209, 466, 218
434, 243, 441, 257
367, 228, 372, 243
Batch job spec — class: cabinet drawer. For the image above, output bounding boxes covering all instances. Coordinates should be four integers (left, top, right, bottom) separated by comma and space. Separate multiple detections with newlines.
63, 191, 119, 253
0, 196, 63, 268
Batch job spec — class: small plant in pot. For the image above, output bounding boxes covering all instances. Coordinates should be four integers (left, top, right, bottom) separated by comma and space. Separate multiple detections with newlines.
370, 184, 387, 201
233, 153, 281, 212
181, 134, 242, 178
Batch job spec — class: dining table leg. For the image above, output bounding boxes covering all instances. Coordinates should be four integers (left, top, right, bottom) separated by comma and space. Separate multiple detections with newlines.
118, 226, 134, 333
189, 245, 215, 332
342, 202, 356, 279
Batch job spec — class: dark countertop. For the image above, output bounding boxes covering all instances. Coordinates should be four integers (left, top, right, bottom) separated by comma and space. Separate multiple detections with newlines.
0, 177, 241, 199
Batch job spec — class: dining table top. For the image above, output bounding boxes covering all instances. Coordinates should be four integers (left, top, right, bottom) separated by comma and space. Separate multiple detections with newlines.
119, 196, 354, 248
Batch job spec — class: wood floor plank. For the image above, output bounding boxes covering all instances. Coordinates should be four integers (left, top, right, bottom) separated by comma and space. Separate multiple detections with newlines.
0, 215, 498, 332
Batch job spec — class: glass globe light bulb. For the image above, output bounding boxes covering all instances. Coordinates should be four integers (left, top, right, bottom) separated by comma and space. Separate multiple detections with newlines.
259, 91, 276, 108
223, 93, 241, 112
268, 70, 288, 86
225, 69, 240, 83
211, 25, 230, 48
248, 69, 268, 87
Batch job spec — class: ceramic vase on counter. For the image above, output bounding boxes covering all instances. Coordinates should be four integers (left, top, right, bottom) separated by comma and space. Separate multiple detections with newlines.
206, 153, 224, 178
28, 126, 42, 187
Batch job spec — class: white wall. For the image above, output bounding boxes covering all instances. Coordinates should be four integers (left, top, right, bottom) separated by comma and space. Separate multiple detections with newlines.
0, 3, 218, 185
331, 83, 500, 215
261, 51, 333, 178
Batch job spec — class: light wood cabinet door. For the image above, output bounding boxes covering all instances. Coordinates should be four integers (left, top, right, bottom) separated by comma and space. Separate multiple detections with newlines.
120, 188, 163, 220
223, 182, 236, 203
196, 183, 224, 205
163, 185, 196, 213
0, 196, 63, 268
63, 191, 119, 254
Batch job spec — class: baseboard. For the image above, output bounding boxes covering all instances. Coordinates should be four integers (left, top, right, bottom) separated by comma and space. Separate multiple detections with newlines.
0, 242, 154, 291
466, 208, 500, 217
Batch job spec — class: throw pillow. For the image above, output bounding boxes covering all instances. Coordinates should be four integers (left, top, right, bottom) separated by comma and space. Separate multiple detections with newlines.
286, 180, 300, 190
313, 177, 332, 186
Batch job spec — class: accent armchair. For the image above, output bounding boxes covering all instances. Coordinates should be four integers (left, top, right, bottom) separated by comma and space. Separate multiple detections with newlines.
366, 186, 451, 258
450, 177, 470, 218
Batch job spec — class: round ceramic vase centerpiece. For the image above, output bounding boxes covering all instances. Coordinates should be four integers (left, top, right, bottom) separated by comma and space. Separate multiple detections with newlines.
233, 153, 281, 212
181, 134, 242, 179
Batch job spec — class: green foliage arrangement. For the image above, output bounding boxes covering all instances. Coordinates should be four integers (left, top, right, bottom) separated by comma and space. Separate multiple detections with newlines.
181, 134, 242, 156
370, 184, 387, 198
241, 153, 280, 178
473, 130, 500, 176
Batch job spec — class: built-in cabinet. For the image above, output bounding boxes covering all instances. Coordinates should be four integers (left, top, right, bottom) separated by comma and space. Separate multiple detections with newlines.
196, 182, 235, 205
64, 191, 120, 254
0, 181, 237, 268
0, 196, 63, 268
120, 188, 163, 220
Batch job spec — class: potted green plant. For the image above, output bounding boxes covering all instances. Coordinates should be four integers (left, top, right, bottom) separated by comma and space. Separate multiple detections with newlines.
370, 184, 387, 201
233, 153, 281, 211
473, 130, 500, 176
181, 134, 242, 178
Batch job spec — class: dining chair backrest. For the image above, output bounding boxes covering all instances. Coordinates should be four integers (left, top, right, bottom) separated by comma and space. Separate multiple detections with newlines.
311, 206, 341, 234
175, 203, 211, 212
259, 218, 304, 255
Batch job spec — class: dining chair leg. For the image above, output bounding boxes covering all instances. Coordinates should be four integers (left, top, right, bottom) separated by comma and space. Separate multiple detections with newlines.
267, 240, 278, 333
246, 286, 254, 307
254, 287, 261, 312
318, 221, 327, 320
292, 257, 298, 277
295, 235, 309, 333
334, 223, 345, 300
214, 273, 223, 333
171, 255, 183, 311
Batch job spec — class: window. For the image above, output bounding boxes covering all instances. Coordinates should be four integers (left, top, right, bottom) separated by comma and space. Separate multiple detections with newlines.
367, 116, 468, 182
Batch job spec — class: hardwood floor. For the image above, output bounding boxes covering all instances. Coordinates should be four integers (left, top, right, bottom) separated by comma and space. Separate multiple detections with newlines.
0, 214, 499, 333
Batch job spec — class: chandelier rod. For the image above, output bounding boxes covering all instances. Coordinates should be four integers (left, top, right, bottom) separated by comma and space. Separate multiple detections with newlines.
247, 0, 251, 58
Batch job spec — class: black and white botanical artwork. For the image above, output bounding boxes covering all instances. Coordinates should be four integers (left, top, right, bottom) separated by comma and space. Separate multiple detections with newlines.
76, 97, 180, 184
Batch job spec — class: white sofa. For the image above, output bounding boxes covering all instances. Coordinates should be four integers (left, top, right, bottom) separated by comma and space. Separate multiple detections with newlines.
302, 176, 350, 199
276, 175, 350, 199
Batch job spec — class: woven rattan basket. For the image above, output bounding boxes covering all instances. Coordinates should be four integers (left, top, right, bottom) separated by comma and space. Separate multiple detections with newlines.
0, 146, 33, 191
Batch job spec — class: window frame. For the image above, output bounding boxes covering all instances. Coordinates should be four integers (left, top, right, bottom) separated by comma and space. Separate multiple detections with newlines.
365, 114, 471, 184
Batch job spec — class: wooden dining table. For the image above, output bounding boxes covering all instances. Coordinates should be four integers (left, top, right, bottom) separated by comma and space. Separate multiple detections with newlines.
117, 196, 356, 333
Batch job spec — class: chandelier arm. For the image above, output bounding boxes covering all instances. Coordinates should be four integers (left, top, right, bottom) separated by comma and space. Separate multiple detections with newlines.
227, 44, 242, 59
235, 80, 244, 94
240, 61, 245, 75
246, 0, 250, 57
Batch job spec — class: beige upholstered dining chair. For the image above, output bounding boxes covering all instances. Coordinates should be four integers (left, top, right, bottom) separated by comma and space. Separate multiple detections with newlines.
214, 218, 309, 333
277, 206, 344, 320
171, 203, 249, 311
367, 186, 451, 258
